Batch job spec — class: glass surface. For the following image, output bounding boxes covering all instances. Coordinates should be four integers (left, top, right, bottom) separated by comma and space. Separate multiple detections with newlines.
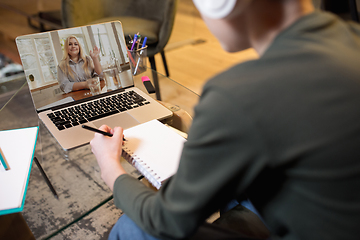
0, 68, 199, 239
0, 76, 26, 110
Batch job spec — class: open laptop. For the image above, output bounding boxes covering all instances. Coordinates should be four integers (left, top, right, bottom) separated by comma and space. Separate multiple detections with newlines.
15, 21, 172, 150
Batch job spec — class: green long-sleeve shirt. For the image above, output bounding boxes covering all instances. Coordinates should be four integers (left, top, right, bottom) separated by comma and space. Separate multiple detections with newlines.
113, 11, 360, 239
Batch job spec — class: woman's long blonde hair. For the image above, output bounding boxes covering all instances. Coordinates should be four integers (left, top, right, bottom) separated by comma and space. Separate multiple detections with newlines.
59, 35, 93, 80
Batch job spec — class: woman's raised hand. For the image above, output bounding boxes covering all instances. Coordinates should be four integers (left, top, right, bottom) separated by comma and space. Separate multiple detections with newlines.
90, 46, 100, 59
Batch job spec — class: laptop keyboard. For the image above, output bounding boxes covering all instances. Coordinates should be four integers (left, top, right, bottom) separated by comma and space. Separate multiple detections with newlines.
46, 90, 150, 131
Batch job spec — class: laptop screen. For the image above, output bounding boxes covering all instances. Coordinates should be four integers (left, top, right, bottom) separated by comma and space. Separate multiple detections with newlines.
16, 21, 134, 112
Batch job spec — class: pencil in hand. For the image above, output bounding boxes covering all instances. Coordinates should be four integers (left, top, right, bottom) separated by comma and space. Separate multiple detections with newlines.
82, 125, 126, 141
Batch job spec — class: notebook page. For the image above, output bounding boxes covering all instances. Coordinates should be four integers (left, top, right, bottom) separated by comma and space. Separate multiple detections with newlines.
0, 127, 38, 212
123, 120, 186, 182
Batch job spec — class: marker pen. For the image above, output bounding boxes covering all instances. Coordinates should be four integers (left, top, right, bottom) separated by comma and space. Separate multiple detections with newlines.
141, 76, 156, 94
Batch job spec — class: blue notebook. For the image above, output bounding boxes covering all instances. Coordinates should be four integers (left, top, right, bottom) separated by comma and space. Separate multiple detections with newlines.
0, 126, 39, 215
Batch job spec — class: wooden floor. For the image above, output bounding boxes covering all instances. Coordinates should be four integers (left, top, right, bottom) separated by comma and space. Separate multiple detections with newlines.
155, 1, 259, 94
0, 0, 259, 95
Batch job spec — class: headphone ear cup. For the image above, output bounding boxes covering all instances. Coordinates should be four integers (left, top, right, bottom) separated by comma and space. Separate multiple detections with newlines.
193, 0, 237, 19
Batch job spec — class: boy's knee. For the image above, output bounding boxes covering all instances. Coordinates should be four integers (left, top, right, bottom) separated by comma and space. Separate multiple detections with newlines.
108, 214, 132, 240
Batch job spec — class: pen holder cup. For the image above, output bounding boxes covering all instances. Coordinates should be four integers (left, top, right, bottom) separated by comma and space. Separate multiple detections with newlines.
128, 46, 147, 76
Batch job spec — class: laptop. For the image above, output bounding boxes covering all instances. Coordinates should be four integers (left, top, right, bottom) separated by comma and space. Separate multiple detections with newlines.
15, 21, 172, 150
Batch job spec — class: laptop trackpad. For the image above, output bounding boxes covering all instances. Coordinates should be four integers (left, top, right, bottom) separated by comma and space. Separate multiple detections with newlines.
93, 113, 140, 130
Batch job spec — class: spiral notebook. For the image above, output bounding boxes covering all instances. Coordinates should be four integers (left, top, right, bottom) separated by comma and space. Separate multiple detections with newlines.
122, 120, 186, 189
0, 126, 39, 215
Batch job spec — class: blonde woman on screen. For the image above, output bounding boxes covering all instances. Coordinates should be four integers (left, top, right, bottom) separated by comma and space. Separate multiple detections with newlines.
57, 35, 102, 93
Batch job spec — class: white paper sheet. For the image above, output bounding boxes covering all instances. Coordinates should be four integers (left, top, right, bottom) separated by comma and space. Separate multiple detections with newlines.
0, 127, 38, 214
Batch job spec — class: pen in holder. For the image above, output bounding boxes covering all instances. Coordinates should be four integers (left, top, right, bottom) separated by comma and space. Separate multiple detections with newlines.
128, 45, 147, 76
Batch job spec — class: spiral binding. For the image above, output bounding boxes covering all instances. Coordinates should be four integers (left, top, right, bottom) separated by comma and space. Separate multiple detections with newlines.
122, 146, 162, 189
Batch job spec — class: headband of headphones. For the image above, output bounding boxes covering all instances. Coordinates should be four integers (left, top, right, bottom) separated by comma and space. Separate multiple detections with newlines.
192, 0, 237, 19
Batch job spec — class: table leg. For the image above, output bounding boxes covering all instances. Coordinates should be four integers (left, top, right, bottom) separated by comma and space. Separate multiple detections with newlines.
0, 213, 35, 240
149, 56, 161, 100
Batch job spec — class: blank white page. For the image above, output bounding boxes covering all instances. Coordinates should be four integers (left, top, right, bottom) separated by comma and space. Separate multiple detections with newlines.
123, 120, 186, 184
0, 127, 38, 213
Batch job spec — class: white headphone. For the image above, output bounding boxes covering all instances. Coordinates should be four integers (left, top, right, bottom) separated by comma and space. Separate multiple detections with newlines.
192, 0, 237, 19
193, 0, 254, 19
